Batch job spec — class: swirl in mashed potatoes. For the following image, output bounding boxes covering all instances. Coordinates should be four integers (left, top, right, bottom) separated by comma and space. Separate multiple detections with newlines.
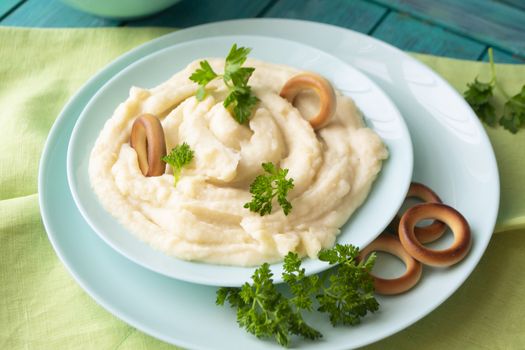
89, 58, 388, 266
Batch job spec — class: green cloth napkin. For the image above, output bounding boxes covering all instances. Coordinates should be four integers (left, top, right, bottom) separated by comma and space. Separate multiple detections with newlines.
1, 27, 524, 349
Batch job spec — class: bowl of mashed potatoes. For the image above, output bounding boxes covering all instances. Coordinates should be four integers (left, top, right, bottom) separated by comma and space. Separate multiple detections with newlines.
67, 35, 413, 286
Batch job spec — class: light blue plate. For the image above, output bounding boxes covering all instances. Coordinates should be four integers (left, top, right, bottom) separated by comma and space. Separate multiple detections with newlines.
66, 35, 412, 287
39, 20, 499, 349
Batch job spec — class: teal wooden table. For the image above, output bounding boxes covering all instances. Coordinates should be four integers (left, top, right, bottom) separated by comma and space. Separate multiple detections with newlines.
1, 0, 524, 63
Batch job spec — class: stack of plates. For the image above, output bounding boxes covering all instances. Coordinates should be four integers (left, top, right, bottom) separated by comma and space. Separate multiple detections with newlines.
39, 19, 499, 349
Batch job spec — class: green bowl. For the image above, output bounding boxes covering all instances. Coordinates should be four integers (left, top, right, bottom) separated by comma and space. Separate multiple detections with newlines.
60, 0, 181, 19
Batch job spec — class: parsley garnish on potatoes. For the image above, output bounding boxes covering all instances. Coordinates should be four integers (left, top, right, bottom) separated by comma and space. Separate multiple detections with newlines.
244, 162, 294, 216
190, 44, 259, 124
161, 142, 194, 185
216, 245, 378, 347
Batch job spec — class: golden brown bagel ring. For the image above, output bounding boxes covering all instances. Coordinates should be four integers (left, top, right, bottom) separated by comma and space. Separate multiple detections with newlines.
279, 73, 336, 129
399, 203, 472, 267
359, 234, 422, 295
130, 114, 167, 177
405, 182, 447, 243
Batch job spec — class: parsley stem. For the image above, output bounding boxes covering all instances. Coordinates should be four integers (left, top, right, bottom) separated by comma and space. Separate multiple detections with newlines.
488, 47, 496, 86
488, 47, 511, 100
321, 288, 338, 300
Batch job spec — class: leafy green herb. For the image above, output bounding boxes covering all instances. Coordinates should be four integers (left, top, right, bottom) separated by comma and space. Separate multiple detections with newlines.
223, 85, 259, 124
464, 48, 497, 126
500, 86, 525, 133
216, 244, 378, 347
282, 252, 320, 312
217, 262, 321, 347
190, 60, 218, 101
464, 79, 497, 126
317, 244, 378, 326
464, 47, 525, 133
189, 44, 259, 124
161, 142, 194, 185
244, 162, 294, 216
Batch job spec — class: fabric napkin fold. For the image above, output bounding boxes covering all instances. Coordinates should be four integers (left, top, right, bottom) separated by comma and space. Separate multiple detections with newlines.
1, 27, 524, 350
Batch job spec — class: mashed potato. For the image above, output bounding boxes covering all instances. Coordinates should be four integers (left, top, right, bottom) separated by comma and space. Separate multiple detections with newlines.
89, 58, 388, 266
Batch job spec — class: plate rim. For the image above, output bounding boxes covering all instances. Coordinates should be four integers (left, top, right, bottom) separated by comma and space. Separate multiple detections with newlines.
38, 18, 500, 350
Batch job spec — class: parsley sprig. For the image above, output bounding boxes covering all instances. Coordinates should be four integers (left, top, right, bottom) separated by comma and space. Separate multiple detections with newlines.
500, 86, 525, 133
189, 44, 259, 124
317, 245, 378, 326
216, 244, 378, 347
161, 142, 194, 185
464, 51, 497, 126
244, 162, 294, 216
217, 263, 321, 347
464, 47, 525, 133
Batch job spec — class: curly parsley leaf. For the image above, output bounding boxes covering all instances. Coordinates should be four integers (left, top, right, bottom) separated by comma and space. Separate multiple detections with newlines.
500, 86, 525, 134
283, 252, 320, 312
189, 44, 259, 124
217, 245, 378, 347
317, 244, 378, 326
216, 263, 321, 347
161, 142, 194, 186
244, 162, 294, 216
317, 244, 360, 265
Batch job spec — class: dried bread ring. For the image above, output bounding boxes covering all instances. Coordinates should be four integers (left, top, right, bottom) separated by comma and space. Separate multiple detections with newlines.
279, 73, 336, 129
359, 234, 422, 295
388, 182, 446, 243
130, 114, 167, 177
399, 203, 472, 267
405, 182, 447, 243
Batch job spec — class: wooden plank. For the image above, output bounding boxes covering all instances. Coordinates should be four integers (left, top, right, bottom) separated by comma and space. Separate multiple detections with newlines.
481, 48, 525, 64
371, 0, 525, 57
0, 0, 23, 19
262, 0, 388, 33
497, 0, 525, 11
127, 0, 272, 27
1, 0, 118, 27
372, 12, 486, 60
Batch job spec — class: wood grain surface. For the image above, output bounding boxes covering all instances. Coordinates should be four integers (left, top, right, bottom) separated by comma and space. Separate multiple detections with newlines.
0, 0, 23, 19
263, 0, 388, 33
0, 0, 524, 63
372, 0, 525, 57
372, 11, 486, 60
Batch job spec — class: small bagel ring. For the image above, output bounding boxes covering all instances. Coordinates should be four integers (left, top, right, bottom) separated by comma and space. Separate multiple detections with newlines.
405, 182, 447, 243
399, 203, 472, 267
130, 114, 167, 177
279, 73, 336, 129
359, 234, 422, 295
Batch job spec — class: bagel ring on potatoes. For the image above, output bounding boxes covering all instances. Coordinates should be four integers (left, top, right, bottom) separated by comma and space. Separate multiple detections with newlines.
359, 234, 422, 295
279, 72, 336, 129
130, 114, 167, 177
399, 203, 472, 267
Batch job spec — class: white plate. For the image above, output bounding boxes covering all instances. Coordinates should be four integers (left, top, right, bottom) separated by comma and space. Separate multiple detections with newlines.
39, 19, 499, 349
66, 35, 412, 286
